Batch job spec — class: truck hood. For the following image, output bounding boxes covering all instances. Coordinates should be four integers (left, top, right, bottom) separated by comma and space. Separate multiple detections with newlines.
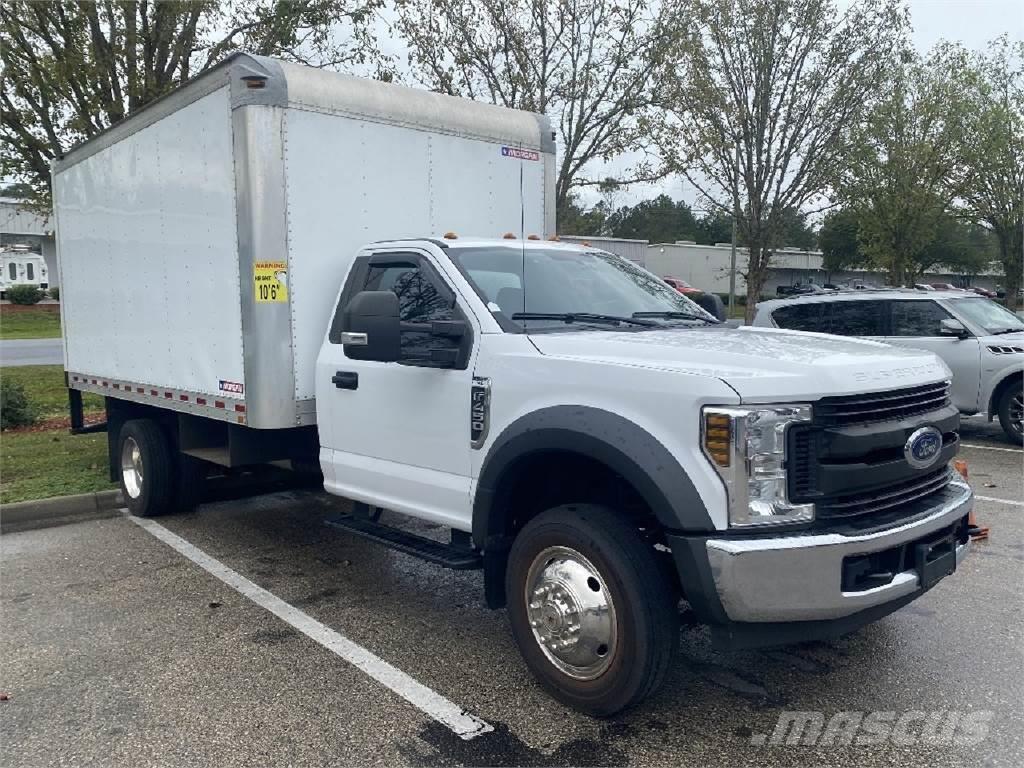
529, 326, 950, 401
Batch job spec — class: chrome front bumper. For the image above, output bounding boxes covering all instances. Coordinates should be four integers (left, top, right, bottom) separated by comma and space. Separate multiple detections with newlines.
704, 477, 972, 622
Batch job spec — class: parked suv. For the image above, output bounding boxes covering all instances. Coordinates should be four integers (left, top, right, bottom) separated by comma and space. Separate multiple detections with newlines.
753, 290, 1024, 443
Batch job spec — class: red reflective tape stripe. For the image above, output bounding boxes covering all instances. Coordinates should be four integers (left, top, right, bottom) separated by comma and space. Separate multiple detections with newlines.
113, 383, 120, 389
235, 404, 246, 413
164, 392, 172, 399
150, 389, 158, 396
136, 387, 144, 394
180, 394, 189, 401
102, 382, 108, 387
196, 398, 207, 405
215, 401, 225, 409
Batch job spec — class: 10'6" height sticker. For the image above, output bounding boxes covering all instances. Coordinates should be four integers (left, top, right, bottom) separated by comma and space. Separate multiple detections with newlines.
254, 261, 288, 303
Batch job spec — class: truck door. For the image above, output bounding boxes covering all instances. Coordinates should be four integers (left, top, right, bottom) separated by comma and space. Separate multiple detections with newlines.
316, 249, 477, 530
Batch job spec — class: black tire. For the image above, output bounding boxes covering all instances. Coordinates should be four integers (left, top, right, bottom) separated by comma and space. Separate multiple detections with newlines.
118, 419, 174, 517
506, 504, 678, 716
996, 381, 1023, 445
173, 453, 207, 513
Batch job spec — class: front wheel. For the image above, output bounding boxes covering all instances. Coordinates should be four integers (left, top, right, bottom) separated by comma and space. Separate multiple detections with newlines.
997, 382, 1023, 445
506, 504, 678, 716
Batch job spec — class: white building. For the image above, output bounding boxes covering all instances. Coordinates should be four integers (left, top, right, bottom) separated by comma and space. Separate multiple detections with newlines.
559, 235, 649, 264
641, 241, 1000, 297
0, 197, 57, 285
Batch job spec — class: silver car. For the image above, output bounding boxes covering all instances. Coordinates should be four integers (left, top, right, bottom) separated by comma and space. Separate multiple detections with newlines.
753, 290, 1024, 443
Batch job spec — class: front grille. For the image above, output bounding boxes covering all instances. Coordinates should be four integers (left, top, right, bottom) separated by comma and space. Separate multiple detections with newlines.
816, 467, 951, 520
789, 381, 959, 529
813, 381, 950, 427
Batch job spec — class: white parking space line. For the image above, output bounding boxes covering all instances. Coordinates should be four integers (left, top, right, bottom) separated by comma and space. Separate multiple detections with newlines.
129, 514, 493, 741
974, 495, 1024, 508
960, 443, 1023, 454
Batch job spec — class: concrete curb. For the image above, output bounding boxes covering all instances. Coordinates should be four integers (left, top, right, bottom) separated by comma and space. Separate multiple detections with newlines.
1, 489, 123, 533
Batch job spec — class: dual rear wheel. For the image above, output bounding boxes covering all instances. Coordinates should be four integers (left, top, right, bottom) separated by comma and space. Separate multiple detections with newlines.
118, 419, 205, 517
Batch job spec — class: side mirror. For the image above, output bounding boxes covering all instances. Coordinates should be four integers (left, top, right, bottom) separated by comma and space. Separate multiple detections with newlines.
342, 290, 400, 362
939, 318, 969, 339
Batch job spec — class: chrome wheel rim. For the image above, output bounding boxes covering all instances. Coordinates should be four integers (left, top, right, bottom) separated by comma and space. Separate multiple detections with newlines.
120, 436, 143, 499
524, 546, 617, 681
1010, 392, 1024, 436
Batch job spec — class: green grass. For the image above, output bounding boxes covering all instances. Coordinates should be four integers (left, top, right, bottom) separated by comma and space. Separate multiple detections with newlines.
1, 365, 110, 504
1, 365, 103, 419
1, 429, 113, 504
0, 306, 61, 339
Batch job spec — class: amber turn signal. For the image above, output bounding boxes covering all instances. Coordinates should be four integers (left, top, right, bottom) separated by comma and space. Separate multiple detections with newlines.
704, 413, 732, 466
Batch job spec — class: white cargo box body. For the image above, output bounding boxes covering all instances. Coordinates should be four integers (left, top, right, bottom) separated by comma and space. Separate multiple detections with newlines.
55, 54, 554, 429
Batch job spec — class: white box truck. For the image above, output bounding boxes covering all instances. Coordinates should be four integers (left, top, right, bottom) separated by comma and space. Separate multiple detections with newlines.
56, 54, 973, 716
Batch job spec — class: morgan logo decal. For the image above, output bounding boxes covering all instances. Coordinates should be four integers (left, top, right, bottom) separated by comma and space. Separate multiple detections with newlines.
219, 379, 244, 395
501, 146, 540, 161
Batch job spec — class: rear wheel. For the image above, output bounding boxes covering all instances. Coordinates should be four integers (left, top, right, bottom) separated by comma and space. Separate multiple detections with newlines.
996, 382, 1023, 445
506, 504, 678, 716
118, 419, 174, 517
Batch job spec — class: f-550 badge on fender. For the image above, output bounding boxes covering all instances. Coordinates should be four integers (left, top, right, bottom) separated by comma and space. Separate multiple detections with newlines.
471, 377, 491, 449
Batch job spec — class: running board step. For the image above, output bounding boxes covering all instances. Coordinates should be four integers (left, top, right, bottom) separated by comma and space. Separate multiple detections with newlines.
324, 515, 482, 570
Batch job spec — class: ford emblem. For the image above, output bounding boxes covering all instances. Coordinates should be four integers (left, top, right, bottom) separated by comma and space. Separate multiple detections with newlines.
904, 426, 943, 470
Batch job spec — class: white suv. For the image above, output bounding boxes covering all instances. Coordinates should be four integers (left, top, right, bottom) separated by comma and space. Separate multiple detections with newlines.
753, 290, 1024, 443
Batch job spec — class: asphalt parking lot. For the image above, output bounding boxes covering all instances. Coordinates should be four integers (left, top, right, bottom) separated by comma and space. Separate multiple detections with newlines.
2, 416, 1021, 767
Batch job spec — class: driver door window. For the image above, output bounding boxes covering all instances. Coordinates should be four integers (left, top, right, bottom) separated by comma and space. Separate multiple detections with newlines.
363, 260, 457, 362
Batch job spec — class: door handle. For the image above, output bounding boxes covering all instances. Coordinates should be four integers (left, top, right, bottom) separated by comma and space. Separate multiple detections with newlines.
332, 371, 358, 390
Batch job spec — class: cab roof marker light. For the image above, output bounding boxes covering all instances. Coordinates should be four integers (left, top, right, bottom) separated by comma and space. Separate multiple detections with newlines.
502, 233, 516, 239
443, 232, 458, 240
527, 234, 541, 240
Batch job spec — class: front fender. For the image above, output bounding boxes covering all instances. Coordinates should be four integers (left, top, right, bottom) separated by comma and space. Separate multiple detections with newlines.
471, 405, 714, 550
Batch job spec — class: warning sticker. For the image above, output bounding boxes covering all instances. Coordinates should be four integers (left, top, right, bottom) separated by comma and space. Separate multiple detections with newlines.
254, 261, 288, 303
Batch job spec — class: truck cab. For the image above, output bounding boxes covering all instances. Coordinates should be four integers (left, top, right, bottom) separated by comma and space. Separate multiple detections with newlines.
314, 236, 972, 714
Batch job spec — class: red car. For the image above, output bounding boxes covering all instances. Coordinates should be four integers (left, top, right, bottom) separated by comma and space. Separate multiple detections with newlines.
663, 276, 702, 296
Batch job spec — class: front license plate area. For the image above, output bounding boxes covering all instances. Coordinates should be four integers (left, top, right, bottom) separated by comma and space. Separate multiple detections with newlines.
915, 533, 957, 589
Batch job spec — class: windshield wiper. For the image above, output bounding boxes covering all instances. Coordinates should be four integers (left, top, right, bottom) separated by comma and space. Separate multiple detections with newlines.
511, 312, 658, 327
989, 327, 1023, 335
632, 311, 720, 324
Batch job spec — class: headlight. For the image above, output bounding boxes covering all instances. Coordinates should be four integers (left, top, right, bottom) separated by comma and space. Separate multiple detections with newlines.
702, 404, 814, 527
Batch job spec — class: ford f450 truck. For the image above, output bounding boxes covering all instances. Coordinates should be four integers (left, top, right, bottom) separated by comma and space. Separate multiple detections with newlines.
55, 54, 973, 715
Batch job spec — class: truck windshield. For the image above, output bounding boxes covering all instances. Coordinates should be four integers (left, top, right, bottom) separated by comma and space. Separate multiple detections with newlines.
448, 245, 713, 330
949, 297, 1024, 335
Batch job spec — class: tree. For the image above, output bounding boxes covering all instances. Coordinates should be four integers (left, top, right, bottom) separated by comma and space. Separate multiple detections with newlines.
839, 44, 971, 285
558, 193, 610, 236
957, 36, 1024, 310
774, 206, 817, 250
604, 195, 700, 243
654, 0, 906, 320
920, 216, 996, 281
695, 211, 734, 246
0, 1, 382, 200
394, 0, 680, 223
818, 208, 865, 274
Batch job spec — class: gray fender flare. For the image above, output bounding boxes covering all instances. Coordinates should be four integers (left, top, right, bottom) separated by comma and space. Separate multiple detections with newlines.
472, 405, 714, 551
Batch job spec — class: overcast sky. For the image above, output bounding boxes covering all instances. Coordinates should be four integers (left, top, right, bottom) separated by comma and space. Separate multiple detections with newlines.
599, 0, 1024, 210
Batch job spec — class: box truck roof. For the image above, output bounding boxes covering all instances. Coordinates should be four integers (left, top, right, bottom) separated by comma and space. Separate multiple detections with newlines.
55, 53, 553, 173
